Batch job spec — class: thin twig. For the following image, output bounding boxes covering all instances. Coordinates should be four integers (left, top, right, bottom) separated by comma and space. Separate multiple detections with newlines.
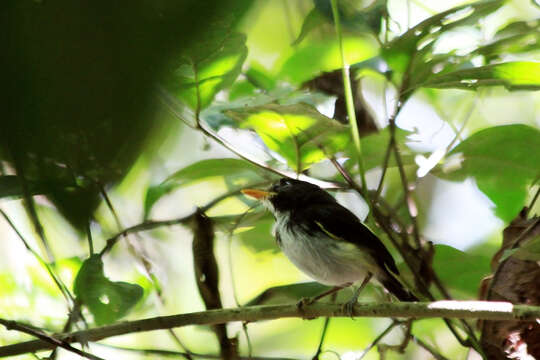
358, 320, 399, 359
86, 220, 94, 255
0, 208, 72, 304
412, 336, 450, 360
99, 183, 268, 256
0, 318, 105, 360
312, 292, 337, 360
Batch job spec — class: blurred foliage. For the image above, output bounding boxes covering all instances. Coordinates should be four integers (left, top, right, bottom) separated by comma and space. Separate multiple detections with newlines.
1, 0, 540, 359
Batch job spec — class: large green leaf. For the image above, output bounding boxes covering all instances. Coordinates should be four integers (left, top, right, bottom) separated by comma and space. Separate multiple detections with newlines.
225, 103, 350, 171
74, 255, 143, 325
144, 158, 268, 218
279, 37, 377, 84
432, 244, 491, 298
164, 25, 247, 110
421, 62, 540, 91
437, 124, 540, 221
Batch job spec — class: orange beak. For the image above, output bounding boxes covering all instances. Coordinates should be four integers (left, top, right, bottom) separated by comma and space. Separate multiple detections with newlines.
241, 189, 271, 200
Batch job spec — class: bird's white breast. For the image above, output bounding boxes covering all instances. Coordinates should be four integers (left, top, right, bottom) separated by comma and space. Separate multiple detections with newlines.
273, 211, 371, 286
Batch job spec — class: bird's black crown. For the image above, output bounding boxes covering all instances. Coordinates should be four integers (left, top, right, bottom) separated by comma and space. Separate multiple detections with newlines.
267, 178, 336, 212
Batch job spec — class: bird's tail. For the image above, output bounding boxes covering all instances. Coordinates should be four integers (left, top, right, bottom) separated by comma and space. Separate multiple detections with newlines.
379, 273, 418, 302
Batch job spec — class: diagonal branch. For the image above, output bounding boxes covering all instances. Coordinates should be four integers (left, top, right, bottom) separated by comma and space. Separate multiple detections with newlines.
0, 319, 104, 360
1, 301, 539, 358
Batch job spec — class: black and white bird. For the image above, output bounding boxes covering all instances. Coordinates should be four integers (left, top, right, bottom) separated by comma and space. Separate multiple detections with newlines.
242, 178, 417, 309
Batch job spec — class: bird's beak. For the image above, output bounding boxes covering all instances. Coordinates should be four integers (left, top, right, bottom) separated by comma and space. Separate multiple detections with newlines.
241, 188, 271, 200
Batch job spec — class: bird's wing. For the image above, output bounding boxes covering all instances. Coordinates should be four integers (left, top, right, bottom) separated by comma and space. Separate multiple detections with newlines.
295, 203, 400, 275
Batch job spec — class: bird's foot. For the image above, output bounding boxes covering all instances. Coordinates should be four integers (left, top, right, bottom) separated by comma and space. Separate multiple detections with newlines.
296, 296, 315, 309
296, 297, 317, 319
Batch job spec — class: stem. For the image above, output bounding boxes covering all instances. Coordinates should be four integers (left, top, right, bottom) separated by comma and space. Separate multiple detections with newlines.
358, 321, 399, 359
330, 0, 368, 196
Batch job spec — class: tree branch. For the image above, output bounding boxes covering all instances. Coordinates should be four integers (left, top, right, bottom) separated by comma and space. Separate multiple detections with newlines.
0, 319, 104, 360
1, 301, 538, 358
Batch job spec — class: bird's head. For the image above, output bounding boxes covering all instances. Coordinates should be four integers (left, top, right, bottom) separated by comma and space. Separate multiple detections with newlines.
242, 178, 335, 213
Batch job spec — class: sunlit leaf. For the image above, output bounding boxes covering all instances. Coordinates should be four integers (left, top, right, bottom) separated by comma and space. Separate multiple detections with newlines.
74, 255, 143, 325
164, 28, 247, 110
433, 244, 490, 298
144, 158, 268, 218
292, 7, 326, 46
225, 103, 349, 171
421, 62, 540, 91
280, 37, 377, 84
437, 124, 540, 221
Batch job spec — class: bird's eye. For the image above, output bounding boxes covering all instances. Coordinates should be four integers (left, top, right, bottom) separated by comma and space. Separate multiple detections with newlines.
280, 178, 292, 186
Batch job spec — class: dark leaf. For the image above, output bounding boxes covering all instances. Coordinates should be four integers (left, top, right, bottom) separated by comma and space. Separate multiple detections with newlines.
74, 255, 143, 325
164, 26, 248, 110
433, 244, 490, 298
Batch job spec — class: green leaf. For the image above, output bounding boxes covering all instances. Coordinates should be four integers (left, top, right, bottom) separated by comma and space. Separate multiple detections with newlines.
291, 7, 326, 46
245, 64, 277, 92
144, 159, 267, 218
438, 124, 540, 221
280, 37, 377, 84
225, 103, 349, 171
421, 62, 540, 91
74, 255, 143, 325
432, 244, 490, 298
164, 29, 247, 110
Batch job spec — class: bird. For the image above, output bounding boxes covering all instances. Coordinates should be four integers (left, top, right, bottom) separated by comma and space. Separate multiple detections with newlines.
241, 178, 417, 312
